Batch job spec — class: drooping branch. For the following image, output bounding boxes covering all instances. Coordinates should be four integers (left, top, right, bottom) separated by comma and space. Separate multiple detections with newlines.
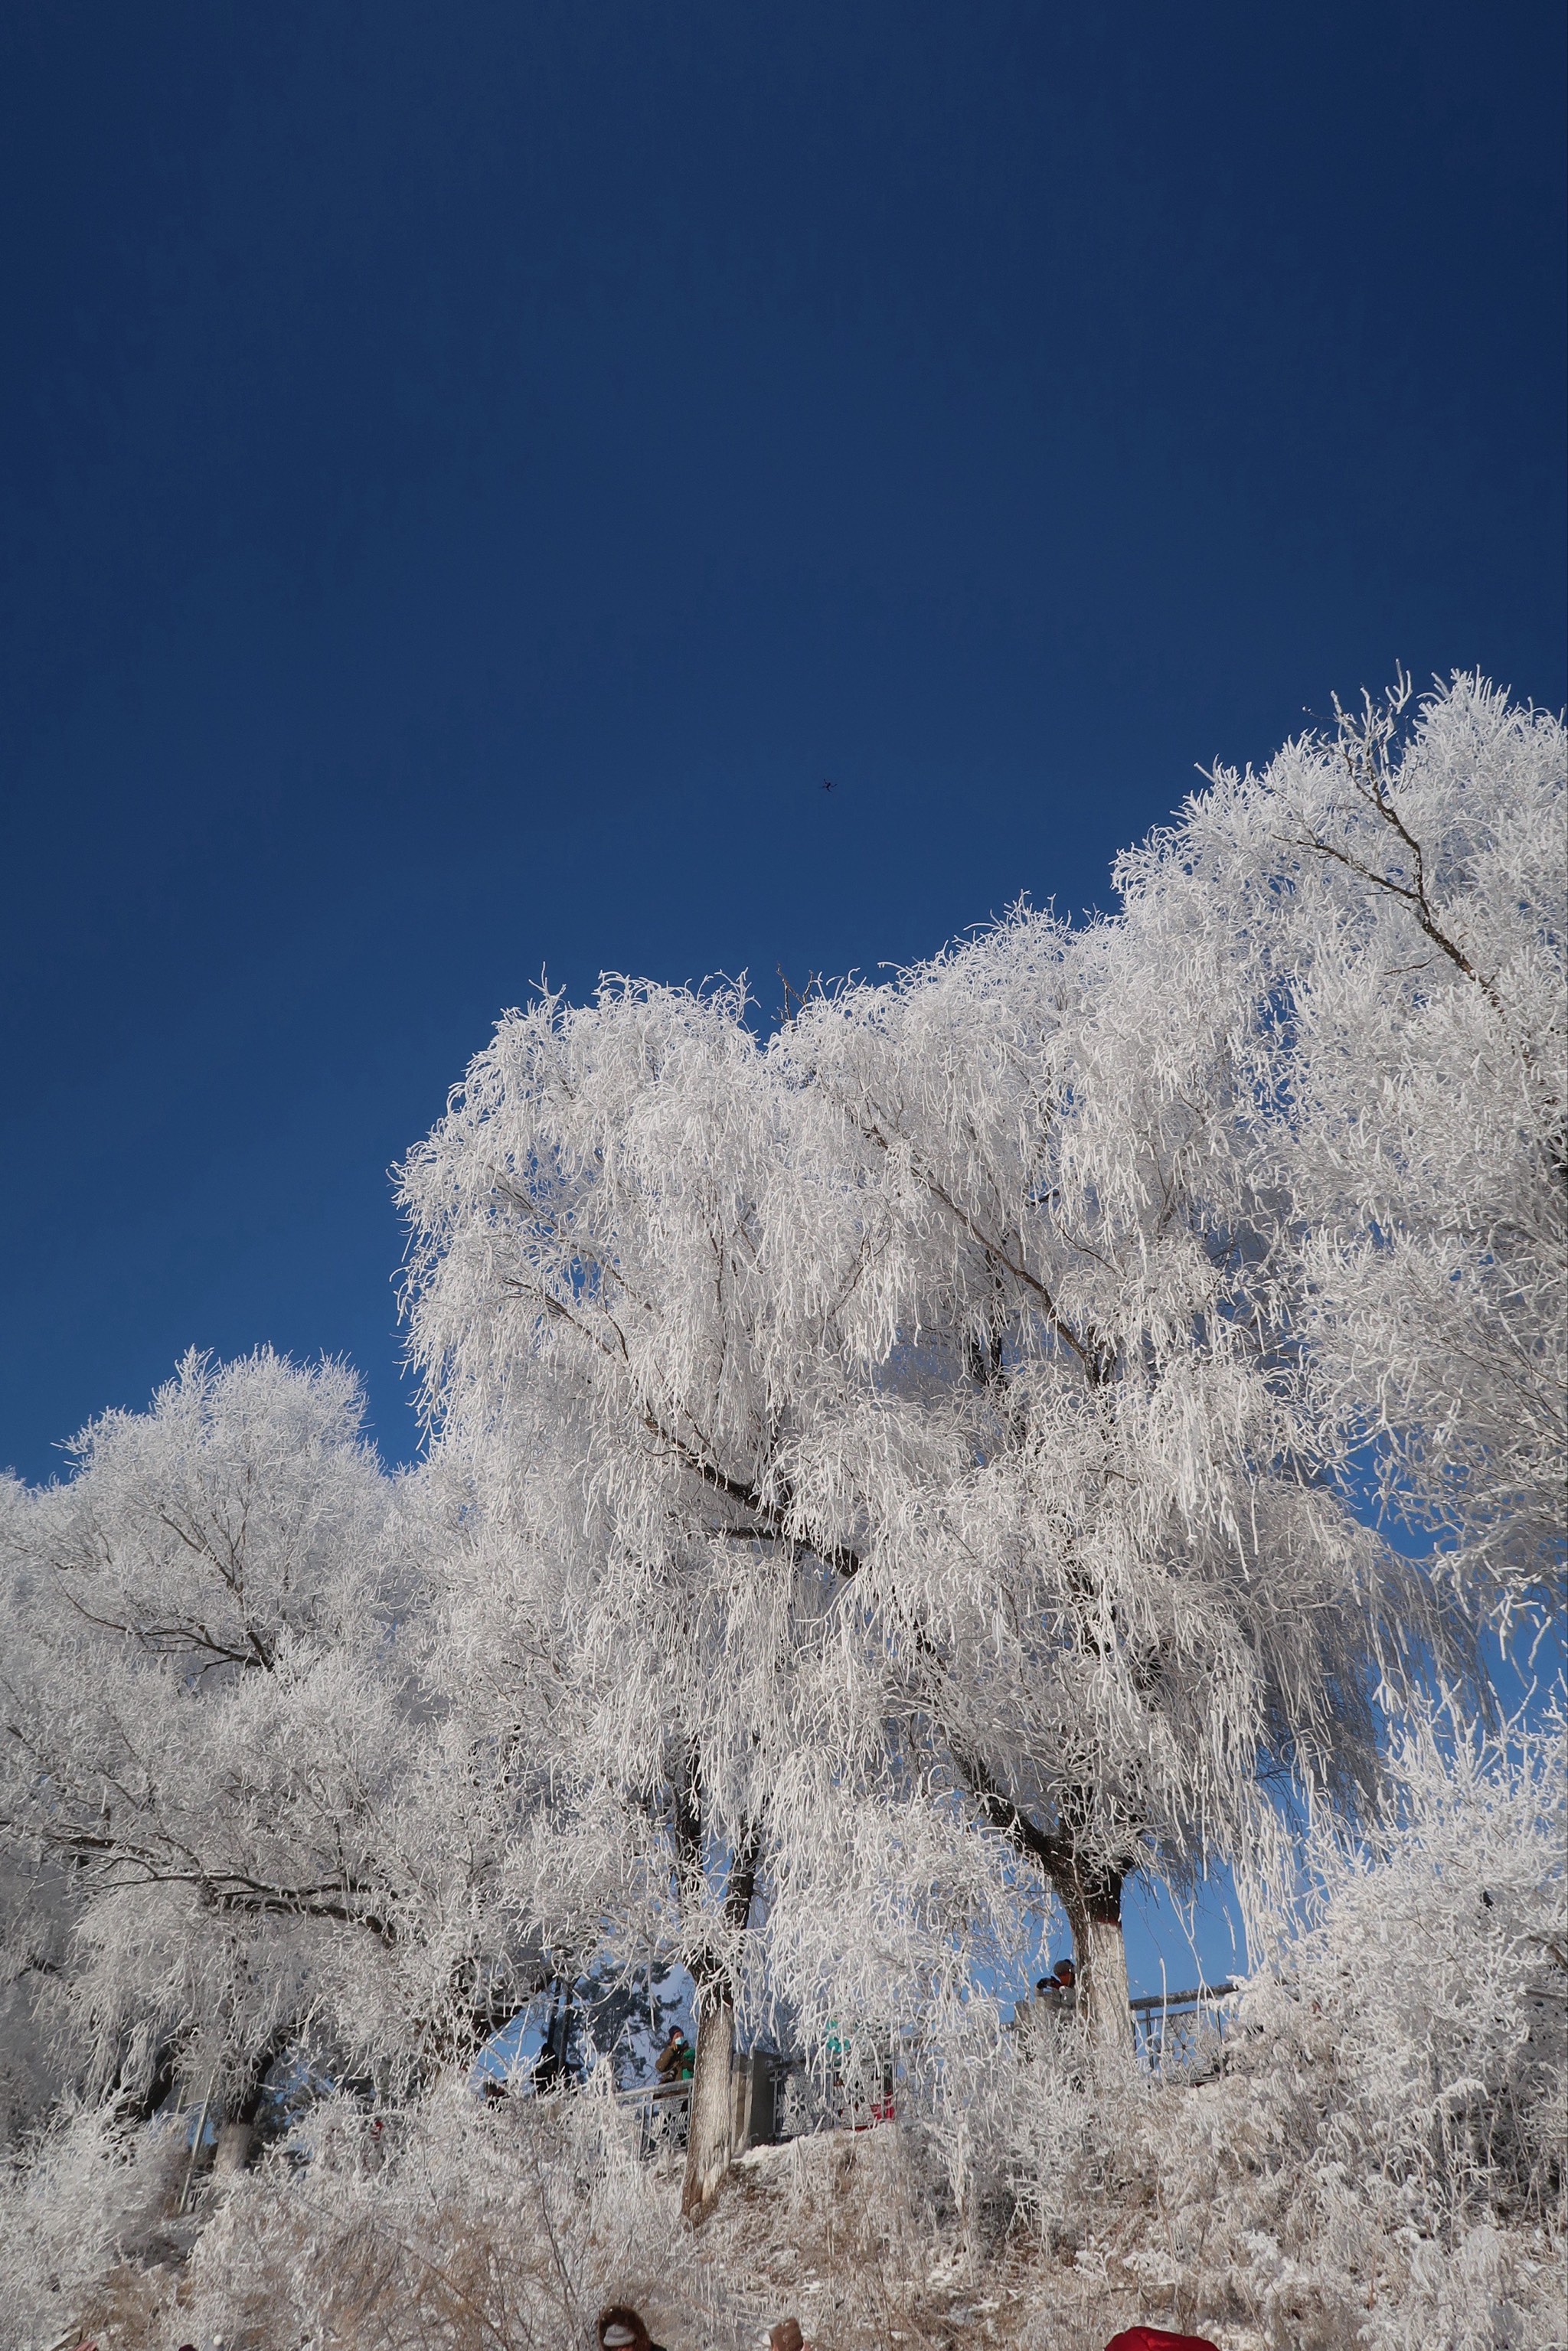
515, 1273, 866, 1574
639, 1410, 864, 1579
1289, 681, 1505, 1014
854, 1114, 1117, 1386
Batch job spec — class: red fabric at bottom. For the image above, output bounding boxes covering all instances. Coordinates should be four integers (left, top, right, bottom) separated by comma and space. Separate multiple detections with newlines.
1103, 2328, 1221, 2351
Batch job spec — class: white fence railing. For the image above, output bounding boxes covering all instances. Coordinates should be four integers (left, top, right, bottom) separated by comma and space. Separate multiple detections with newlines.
616, 2046, 892, 2155
615, 1988, 1241, 2158
1128, 1981, 1240, 2069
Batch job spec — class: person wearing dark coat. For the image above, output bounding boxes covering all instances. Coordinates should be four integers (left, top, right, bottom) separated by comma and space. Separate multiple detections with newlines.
654, 2025, 694, 2081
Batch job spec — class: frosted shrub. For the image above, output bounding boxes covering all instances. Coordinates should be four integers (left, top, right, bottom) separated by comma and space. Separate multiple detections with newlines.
1199, 1709, 1566, 2346
162, 2069, 678, 2351
969, 1711, 1566, 2349
0, 2101, 188, 2351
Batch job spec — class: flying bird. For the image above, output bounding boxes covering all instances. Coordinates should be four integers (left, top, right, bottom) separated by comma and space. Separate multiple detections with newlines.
822, 776, 836, 792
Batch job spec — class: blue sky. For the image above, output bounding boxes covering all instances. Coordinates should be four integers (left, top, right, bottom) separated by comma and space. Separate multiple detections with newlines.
2, 0, 1563, 1484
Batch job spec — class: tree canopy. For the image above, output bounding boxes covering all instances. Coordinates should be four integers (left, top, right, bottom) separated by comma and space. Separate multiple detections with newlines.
2, 674, 1562, 2233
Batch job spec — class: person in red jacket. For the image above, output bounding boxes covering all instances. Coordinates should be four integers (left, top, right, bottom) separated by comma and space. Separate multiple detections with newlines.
1102, 2327, 1220, 2351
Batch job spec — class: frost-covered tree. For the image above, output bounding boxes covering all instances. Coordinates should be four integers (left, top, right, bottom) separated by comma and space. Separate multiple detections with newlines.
772, 674, 1563, 2046
400, 989, 860, 2212
0, 1352, 541, 2156
397, 911, 1436, 2090
754, 909, 1433, 2048
1113, 673, 1566, 1622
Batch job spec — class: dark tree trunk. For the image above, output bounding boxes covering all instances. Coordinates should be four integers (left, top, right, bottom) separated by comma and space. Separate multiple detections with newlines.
949, 1749, 1135, 2053
1054, 1853, 1132, 2055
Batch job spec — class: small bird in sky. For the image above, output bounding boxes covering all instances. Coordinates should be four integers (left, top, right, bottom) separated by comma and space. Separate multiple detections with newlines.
822, 776, 836, 792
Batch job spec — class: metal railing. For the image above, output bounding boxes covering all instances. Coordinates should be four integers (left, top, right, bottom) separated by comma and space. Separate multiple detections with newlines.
617, 2074, 695, 2156
616, 2045, 894, 2155
1128, 1980, 1239, 2069
614, 1990, 1241, 2159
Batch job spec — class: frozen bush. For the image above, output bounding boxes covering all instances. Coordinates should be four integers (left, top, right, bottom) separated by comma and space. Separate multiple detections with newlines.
165, 2066, 678, 2351
971, 1707, 1567, 2348
0, 2100, 189, 2351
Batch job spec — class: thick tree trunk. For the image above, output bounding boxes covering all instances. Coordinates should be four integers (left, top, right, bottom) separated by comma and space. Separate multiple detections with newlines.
678, 1821, 762, 2222
681, 1980, 737, 2220
212, 2119, 257, 2174
946, 1745, 1138, 2057
946, 1744, 1138, 2059
1057, 1862, 1132, 2058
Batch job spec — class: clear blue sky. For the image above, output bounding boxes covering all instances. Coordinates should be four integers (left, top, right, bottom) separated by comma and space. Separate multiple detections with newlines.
2, 0, 1563, 1484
